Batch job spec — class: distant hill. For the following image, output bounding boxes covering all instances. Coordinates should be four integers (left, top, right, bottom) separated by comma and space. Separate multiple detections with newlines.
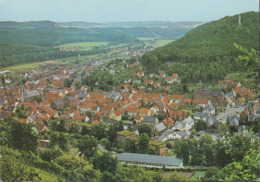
141, 11, 259, 83
0, 20, 198, 68
142, 11, 259, 65
102, 21, 201, 28
56, 21, 101, 27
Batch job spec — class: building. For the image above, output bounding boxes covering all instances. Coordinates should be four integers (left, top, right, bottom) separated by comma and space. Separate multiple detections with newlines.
117, 153, 183, 169
149, 140, 168, 156
51, 99, 64, 110
117, 130, 135, 146
193, 87, 225, 106
143, 116, 159, 125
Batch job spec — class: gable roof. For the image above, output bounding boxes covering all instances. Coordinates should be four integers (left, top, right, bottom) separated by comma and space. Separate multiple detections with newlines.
172, 94, 184, 100
143, 116, 158, 123
163, 117, 174, 126
155, 122, 167, 132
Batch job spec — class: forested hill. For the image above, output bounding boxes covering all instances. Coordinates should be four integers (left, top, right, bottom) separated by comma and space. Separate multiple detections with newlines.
142, 11, 259, 68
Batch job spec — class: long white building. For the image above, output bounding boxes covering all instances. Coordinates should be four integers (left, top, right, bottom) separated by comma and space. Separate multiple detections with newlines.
117, 153, 183, 169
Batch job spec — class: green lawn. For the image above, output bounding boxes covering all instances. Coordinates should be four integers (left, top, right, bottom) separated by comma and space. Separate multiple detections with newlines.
58, 41, 109, 50
35, 168, 65, 182
155, 39, 174, 46
0, 62, 44, 71
138, 37, 157, 41
0, 59, 65, 71
189, 171, 206, 181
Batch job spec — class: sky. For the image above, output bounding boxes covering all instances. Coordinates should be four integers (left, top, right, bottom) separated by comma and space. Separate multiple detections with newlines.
0, 0, 258, 22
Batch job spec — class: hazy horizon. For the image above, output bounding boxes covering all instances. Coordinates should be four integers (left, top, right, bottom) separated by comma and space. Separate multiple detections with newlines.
0, 0, 258, 23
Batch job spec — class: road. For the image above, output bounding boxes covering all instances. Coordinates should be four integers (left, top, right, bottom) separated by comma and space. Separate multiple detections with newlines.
217, 106, 245, 123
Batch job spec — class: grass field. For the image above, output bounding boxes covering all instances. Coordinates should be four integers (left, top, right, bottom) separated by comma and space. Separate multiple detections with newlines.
58, 41, 109, 50
138, 37, 157, 41
0, 62, 44, 71
155, 39, 174, 46
161, 171, 193, 179
35, 168, 65, 182
189, 171, 206, 181
0, 59, 66, 71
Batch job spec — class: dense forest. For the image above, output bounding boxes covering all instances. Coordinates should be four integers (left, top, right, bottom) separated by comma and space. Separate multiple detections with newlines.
141, 12, 259, 83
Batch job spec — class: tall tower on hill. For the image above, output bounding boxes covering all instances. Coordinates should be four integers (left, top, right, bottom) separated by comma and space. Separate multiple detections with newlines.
238, 14, 241, 26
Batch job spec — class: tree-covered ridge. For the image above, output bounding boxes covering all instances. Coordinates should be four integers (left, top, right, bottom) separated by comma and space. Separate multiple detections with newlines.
142, 11, 258, 65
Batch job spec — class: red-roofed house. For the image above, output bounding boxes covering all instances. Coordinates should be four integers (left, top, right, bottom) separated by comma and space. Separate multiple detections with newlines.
139, 108, 152, 117
163, 117, 175, 128
109, 111, 122, 121
192, 99, 211, 108
126, 107, 138, 117
165, 77, 173, 84
172, 94, 184, 101
172, 73, 178, 81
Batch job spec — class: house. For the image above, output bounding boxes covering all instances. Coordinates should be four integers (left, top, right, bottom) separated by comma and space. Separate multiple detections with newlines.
225, 92, 233, 99
126, 107, 138, 117
165, 62, 171, 67
139, 108, 152, 117
101, 106, 114, 117
109, 111, 122, 121
172, 94, 184, 101
51, 99, 64, 110
181, 98, 191, 108
131, 72, 137, 77
192, 99, 211, 108
26, 90, 41, 101
151, 105, 160, 114
194, 112, 203, 120
172, 73, 178, 81
117, 153, 183, 169
152, 122, 167, 136
162, 117, 175, 129
153, 82, 160, 88
137, 72, 144, 77
165, 77, 173, 84
182, 116, 194, 130
202, 105, 215, 115
205, 115, 217, 127
123, 78, 131, 84
117, 130, 135, 146
237, 97, 246, 106
64, 95, 75, 106
41, 100, 51, 107
161, 130, 191, 140
134, 115, 143, 124
39, 139, 50, 148
122, 84, 131, 92
228, 115, 240, 127
159, 72, 166, 78
5, 78, 11, 84
173, 117, 194, 131
149, 73, 156, 78
228, 97, 236, 107
93, 111, 103, 121
149, 140, 168, 156
110, 70, 115, 75
143, 116, 159, 125
253, 102, 260, 114
193, 87, 225, 106
144, 79, 153, 85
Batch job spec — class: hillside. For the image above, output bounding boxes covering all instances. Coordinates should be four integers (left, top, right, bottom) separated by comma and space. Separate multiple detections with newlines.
141, 11, 259, 83
0, 20, 198, 68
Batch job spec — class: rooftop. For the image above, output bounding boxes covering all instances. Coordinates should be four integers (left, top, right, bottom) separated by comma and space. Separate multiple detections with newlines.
118, 153, 182, 166
117, 130, 135, 137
